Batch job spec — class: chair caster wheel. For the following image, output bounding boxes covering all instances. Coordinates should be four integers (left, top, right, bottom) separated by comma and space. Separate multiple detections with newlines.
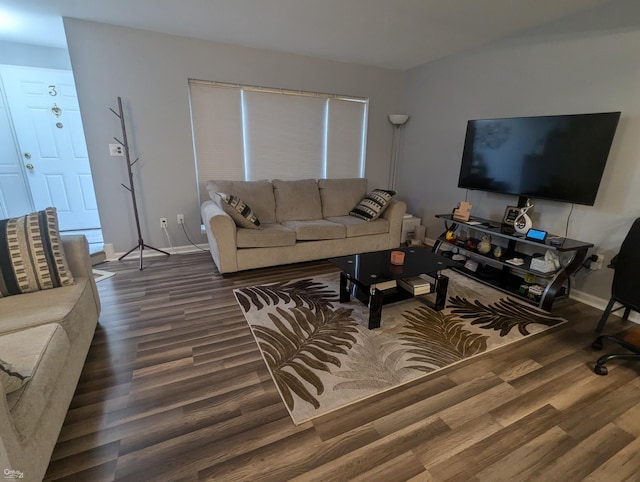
594, 364, 608, 376
592, 339, 603, 350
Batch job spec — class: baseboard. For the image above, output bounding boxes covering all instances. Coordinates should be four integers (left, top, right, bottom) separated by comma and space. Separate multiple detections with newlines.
103, 243, 209, 261
570, 289, 640, 324
569, 289, 610, 312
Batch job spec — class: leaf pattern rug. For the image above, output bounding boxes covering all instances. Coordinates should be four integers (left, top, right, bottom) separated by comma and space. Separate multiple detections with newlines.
234, 270, 566, 425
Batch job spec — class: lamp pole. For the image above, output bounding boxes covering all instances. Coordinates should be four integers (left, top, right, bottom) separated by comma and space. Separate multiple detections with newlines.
388, 114, 409, 191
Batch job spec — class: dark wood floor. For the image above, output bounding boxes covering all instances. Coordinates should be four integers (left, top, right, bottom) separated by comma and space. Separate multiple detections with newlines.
44, 252, 640, 481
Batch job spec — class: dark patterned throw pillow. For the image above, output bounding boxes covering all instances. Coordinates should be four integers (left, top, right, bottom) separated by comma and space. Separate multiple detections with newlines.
349, 189, 396, 221
217, 193, 262, 229
0, 358, 30, 393
0, 207, 75, 298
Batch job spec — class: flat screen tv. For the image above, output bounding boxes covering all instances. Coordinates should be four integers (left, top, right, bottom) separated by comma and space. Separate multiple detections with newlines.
457, 112, 621, 206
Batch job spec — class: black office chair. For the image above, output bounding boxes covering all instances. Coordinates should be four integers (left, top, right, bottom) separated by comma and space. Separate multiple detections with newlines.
592, 218, 640, 375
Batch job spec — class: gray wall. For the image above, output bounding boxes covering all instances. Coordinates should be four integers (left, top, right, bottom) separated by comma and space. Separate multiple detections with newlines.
63, 19, 403, 254
399, 0, 640, 302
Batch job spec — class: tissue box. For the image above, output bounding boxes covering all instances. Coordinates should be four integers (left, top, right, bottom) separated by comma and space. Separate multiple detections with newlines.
530, 257, 557, 273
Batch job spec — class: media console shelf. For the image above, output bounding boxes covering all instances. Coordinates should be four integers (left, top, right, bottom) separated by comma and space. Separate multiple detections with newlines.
432, 214, 593, 311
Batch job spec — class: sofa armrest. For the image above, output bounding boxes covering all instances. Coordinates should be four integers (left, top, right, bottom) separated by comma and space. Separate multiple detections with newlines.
62, 235, 101, 314
201, 200, 238, 273
0, 390, 18, 475
62, 235, 92, 279
382, 199, 407, 248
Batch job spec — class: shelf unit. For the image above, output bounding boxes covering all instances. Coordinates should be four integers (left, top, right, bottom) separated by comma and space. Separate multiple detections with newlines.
432, 214, 593, 311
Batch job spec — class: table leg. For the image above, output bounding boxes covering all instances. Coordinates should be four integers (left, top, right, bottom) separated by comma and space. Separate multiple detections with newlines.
433, 274, 449, 311
339, 272, 350, 303
368, 288, 383, 329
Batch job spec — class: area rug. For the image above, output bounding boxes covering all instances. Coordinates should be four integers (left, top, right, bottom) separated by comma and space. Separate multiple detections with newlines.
234, 270, 566, 425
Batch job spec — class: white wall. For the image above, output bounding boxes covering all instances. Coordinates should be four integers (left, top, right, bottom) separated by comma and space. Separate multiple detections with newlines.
0, 40, 71, 70
399, 0, 640, 301
63, 19, 403, 254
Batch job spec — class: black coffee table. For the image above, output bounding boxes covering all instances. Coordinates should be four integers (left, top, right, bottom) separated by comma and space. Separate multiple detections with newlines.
329, 247, 456, 329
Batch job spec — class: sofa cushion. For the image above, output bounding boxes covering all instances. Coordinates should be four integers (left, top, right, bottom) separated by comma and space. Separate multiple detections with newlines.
350, 189, 396, 221
0, 207, 75, 297
236, 223, 296, 248
318, 178, 368, 217
326, 215, 390, 237
273, 179, 323, 222
0, 279, 88, 337
216, 193, 261, 229
282, 220, 346, 241
5, 323, 70, 441
207, 180, 276, 223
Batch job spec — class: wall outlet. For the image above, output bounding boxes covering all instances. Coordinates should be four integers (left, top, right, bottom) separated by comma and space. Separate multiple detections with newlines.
589, 253, 605, 270
109, 144, 124, 156
594, 253, 605, 270
177, 214, 184, 225
160, 217, 168, 228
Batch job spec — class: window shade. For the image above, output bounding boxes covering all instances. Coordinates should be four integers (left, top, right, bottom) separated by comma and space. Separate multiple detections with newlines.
189, 84, 244, 201
326, 98, 367, 178
242, 90, 326, 180
189, 80, 368, 204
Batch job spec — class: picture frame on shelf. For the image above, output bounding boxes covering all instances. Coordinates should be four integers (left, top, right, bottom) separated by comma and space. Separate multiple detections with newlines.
502, 206, 520, 226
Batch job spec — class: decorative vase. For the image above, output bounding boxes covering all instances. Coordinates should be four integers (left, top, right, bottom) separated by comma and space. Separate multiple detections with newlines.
493, 246, 503, 258
514, 202, 534, 234
477, 234, 492, 254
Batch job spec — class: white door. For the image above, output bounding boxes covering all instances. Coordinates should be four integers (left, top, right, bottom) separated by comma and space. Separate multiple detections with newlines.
0, 65, 100, 230
0, 86, 32, 219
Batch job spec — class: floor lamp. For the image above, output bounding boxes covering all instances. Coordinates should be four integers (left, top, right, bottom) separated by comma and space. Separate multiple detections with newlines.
388, 114, 409, 191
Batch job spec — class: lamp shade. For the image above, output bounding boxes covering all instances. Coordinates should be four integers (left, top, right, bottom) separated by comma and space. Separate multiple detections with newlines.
389, 114, 409, 125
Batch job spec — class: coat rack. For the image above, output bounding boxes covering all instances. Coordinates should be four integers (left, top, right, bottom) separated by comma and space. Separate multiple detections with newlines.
110, 96, 169, 270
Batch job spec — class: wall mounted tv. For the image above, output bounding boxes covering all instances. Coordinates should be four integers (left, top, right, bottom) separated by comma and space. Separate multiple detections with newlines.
457, 112, 621, 206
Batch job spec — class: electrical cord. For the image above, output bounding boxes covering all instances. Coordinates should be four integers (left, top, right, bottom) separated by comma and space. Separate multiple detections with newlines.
162, 225, 179, 254
181, 223, 209, 252
565, 203, 574, 238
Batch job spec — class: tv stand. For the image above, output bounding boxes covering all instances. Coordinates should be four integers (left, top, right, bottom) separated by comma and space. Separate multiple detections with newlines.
433, 214, 593, 311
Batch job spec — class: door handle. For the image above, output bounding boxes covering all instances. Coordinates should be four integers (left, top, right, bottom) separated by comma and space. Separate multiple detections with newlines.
26, 163, 34, 170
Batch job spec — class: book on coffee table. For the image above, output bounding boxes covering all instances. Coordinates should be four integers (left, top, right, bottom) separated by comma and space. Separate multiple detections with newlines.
371, 279, 397, 291
398, 276, 431, 296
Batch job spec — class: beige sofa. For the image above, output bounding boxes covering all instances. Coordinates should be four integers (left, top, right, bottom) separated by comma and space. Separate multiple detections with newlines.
0, 235, 101, 482
201, 178, 407, 274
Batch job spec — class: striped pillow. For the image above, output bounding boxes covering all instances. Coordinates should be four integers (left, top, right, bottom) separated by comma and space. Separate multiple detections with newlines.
217, 193, 261, 229
350, 189, 396, 221
0, 207, 75, 298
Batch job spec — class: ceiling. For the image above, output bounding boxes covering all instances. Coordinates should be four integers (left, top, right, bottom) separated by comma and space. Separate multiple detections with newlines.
0, 0, 613, 70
